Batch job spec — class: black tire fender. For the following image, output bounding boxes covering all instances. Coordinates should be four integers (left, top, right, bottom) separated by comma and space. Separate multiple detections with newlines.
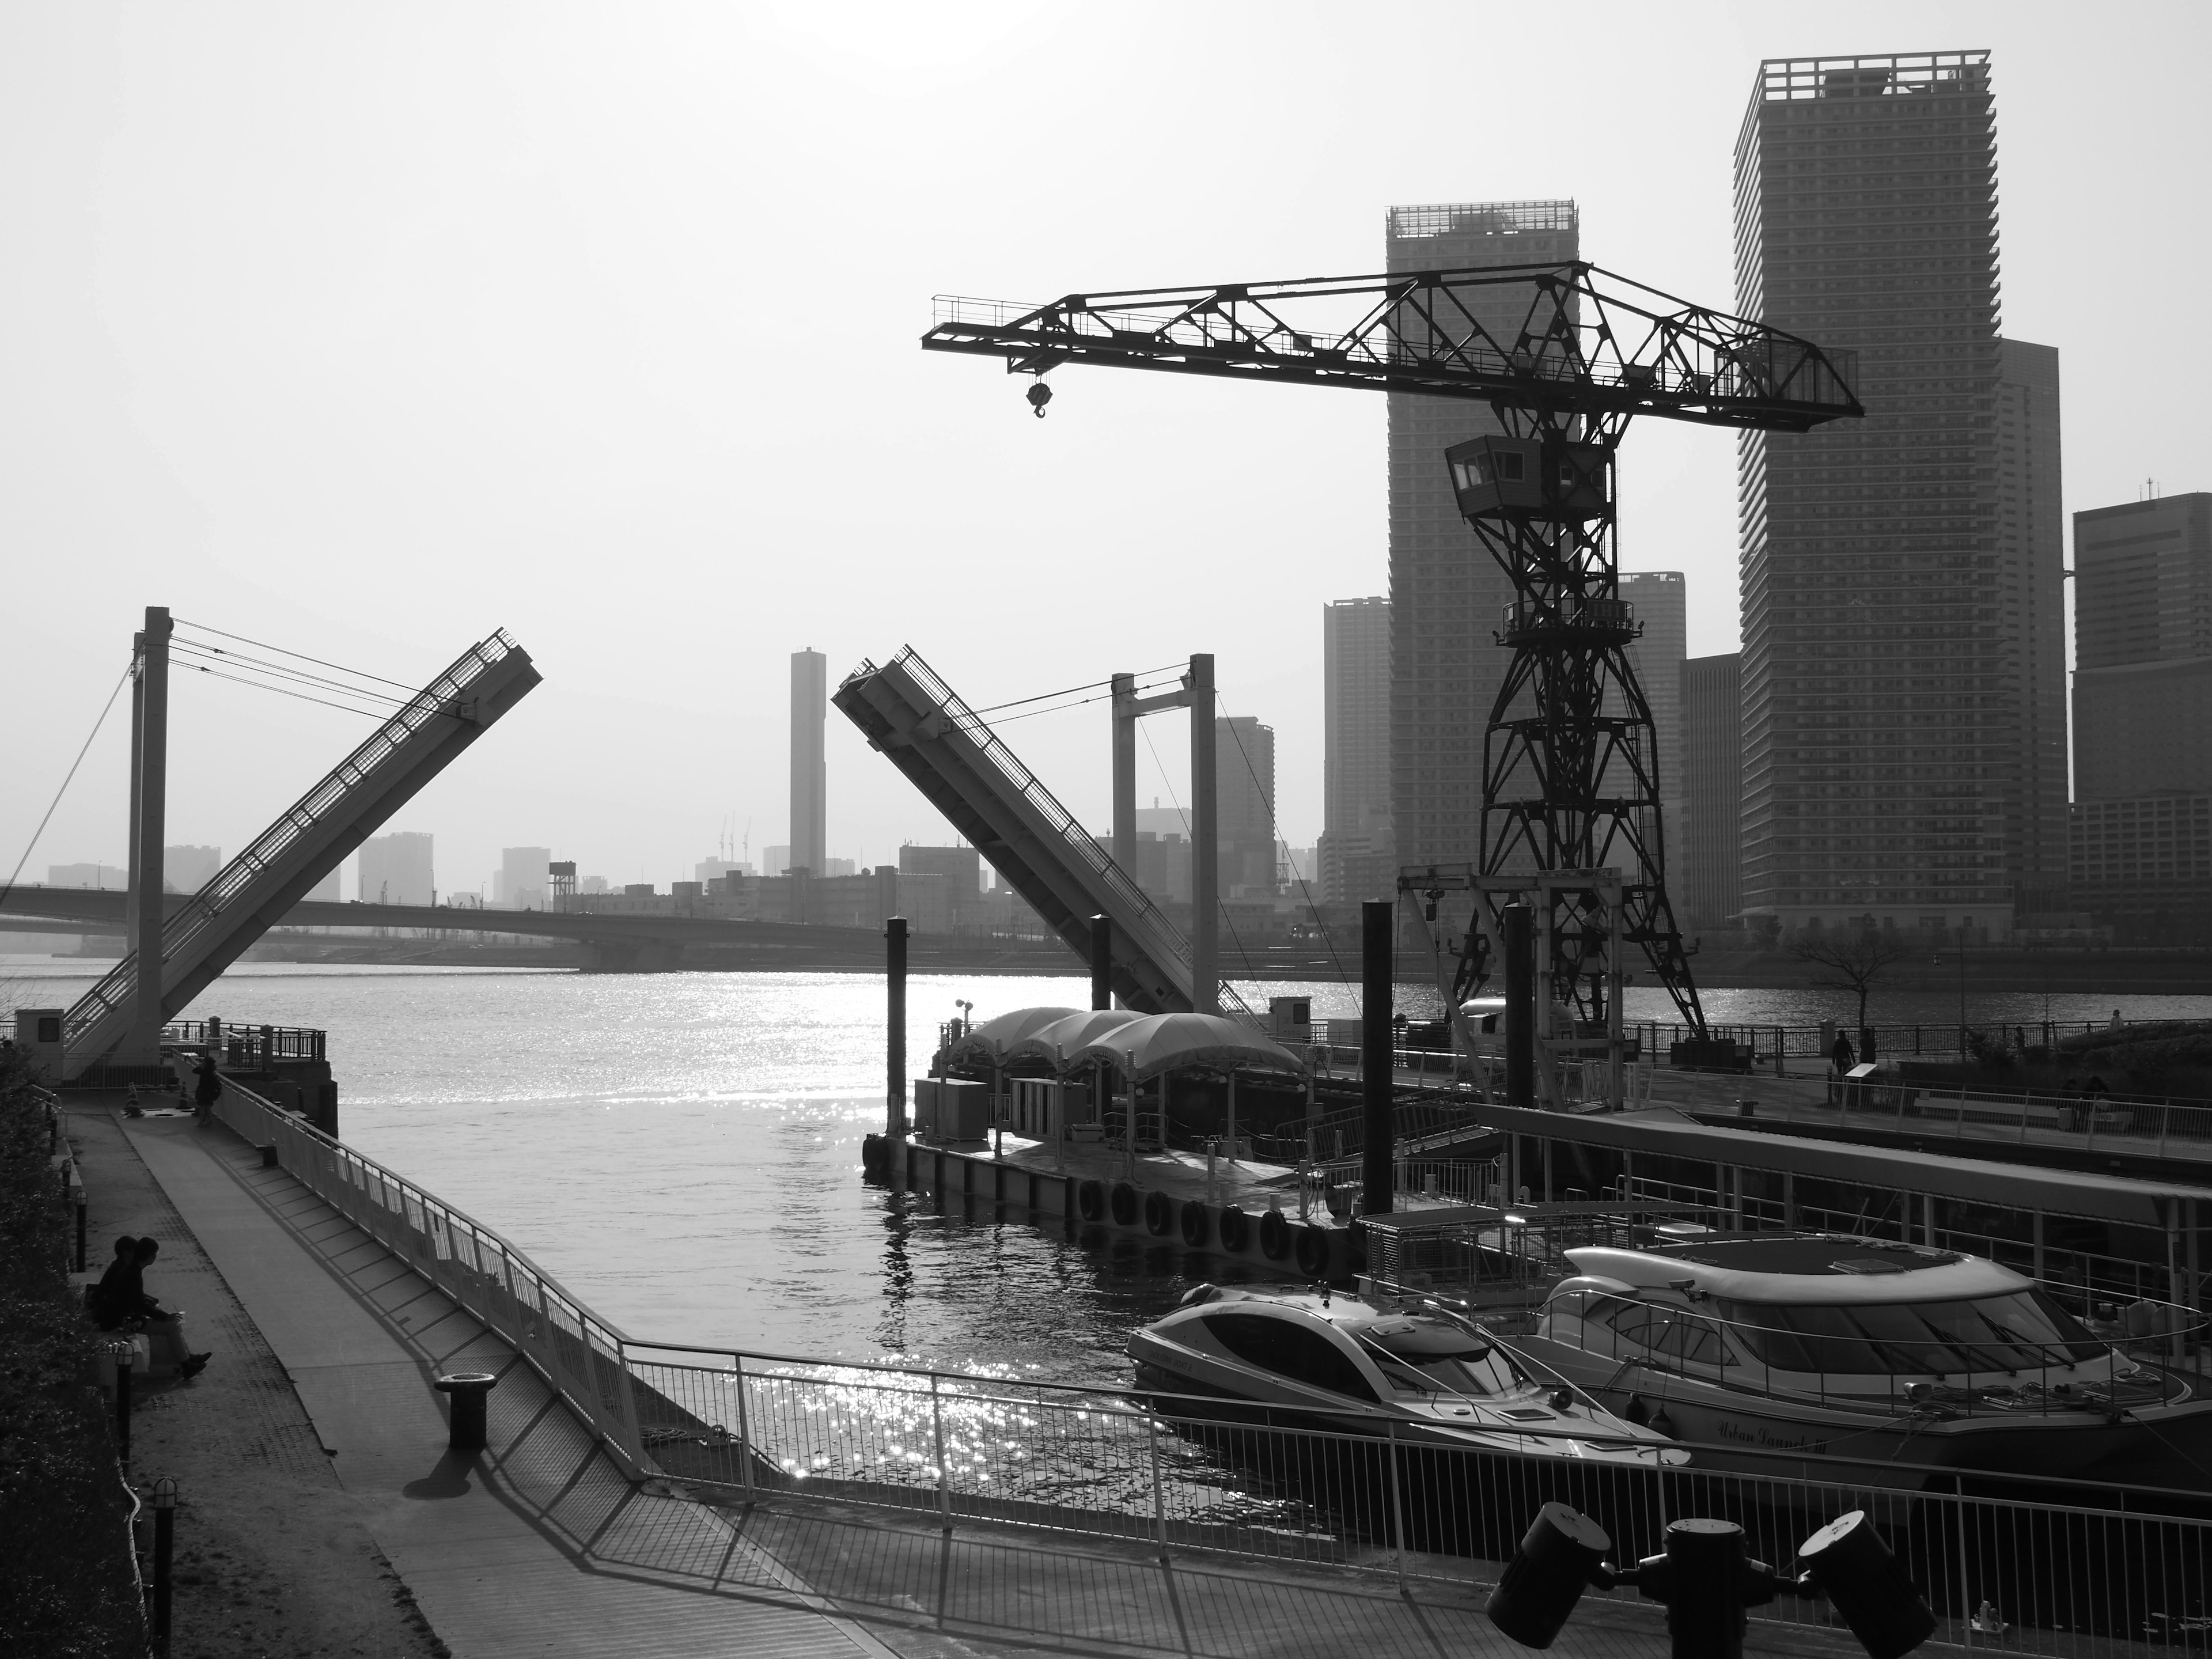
1143, 1189, 1173, 1236
1179, 1199, 1209, 1248
1077, 1179, 1104, 1222
1258, 1207, 1290, 1260
1218, 1206, 1251, 1252
1110, 1181, 1139, 1226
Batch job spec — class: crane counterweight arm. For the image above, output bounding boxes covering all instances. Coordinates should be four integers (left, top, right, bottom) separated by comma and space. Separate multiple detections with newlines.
924, 261, 1861, 433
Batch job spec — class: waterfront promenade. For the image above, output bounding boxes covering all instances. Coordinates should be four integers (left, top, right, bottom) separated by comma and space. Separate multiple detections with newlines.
69, 1096, 1864, 1659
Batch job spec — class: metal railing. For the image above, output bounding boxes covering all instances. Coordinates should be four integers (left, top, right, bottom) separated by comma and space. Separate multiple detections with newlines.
209, 1077, 2212, 1654
157, 1020, 326, 1062
1742, 1075, 2212, 1162
67, 631, 522, 1048
1642, 1018, 2212, 1067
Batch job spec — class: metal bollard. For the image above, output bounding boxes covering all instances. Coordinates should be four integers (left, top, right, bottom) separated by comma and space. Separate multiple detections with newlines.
434, 1371, 499, 1452
150, 1476, 178, 1656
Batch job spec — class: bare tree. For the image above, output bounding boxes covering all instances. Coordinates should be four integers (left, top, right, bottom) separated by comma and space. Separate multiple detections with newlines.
1791, 931, 1913, 1039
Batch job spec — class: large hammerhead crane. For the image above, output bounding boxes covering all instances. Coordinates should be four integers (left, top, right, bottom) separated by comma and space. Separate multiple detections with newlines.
922, 263, 1861, 1036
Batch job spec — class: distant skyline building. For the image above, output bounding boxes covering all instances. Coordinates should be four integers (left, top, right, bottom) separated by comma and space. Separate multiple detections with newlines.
358, 832, 434, 907
1619, 573, 1687, 870
2073, 494, 2212, 800
47, 862, 124, 889
1320, 595, 1393, 906
496, 846, 551, 910
791, 649, 828, 876
1681, 653, 1745, 929
1387, 200, 1580, 874
2069, 492, 2212, 941
164, 844, 222, 895
1216, 715, 1278, 897
1733, 51, 2063, 940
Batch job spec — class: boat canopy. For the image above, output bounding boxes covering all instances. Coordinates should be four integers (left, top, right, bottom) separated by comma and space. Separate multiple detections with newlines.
1001, 1008, 1145, 1066
948, 1006, 1084, 1065
1070, 1012, 1310, 1082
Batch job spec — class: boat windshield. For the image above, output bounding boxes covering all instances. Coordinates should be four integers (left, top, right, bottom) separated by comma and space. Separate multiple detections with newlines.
1358, 1329, 1522, 1397
1715, 1290, 2105, 1374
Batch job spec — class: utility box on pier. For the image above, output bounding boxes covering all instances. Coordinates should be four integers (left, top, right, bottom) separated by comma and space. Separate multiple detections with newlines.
1267, 997, 1312, 1042
915, 1078, 988, 1141
937, 1079, 988, 1141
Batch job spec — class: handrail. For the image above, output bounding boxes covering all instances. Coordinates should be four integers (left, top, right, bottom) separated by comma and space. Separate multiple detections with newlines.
67, 630, 520, 1047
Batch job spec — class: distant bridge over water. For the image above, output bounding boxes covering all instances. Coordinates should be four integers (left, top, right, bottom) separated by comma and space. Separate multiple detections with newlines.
0, 886, 1073, 975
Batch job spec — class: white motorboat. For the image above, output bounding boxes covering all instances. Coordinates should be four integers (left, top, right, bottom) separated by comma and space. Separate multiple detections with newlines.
1128, 1282, 1687, 1467
1512, 1230, 2212, 1483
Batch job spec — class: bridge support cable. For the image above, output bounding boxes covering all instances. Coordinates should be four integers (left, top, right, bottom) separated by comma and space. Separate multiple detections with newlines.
834, 647, 1254, 1018
62, 630, 540, 1076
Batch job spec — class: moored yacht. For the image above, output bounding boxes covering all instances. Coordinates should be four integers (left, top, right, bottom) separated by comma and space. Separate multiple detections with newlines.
1512, 1231, 2212, 1482
1128, 1283, 1685, 1467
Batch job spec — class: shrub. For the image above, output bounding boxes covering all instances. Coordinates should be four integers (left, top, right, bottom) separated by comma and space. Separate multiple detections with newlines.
0, 1049, 145, 1658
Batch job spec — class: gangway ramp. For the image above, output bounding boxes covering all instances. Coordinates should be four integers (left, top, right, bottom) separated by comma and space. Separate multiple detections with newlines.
838, 646, 1207, 1014
64, 629, 540, 1076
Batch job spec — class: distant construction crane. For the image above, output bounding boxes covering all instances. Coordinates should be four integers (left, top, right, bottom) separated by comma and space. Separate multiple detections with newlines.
922, 263, 1862, 1038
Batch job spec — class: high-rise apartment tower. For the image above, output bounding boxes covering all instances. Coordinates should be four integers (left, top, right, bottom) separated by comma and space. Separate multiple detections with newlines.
1387, 202, 1579, 873
2069, 493, 2212, 941
1734, 52, 2064, 939
790, 649, 828, 876
1681, 653, 1745, 929
1619, 573, 1687, 858
1321, 596, 1392, 904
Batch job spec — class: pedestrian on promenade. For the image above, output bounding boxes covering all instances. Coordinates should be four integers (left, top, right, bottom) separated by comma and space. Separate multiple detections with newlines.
192, 1051, 223, 1124
1828, 1030, 1855, 1108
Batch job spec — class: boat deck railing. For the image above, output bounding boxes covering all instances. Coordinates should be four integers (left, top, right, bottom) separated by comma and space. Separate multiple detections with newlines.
209, 1076, 2212, 1658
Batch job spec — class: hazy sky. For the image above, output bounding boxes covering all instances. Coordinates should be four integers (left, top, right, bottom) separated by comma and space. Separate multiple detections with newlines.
5, 1, 2205, 899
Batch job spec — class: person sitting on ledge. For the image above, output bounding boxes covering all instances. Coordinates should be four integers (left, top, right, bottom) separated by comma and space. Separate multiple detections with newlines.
90, 1236, 209, 1379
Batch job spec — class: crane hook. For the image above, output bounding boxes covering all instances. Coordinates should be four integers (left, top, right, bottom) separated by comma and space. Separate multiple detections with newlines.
1026, 380, 1053, 419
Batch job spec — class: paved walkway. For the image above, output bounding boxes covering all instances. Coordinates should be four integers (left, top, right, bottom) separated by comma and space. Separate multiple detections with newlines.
110, 1105, 1864, 1659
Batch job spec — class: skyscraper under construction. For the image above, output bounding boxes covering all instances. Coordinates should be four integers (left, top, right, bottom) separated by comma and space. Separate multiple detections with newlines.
1386, 201, 1580, 874
1733, 52, 2065, 939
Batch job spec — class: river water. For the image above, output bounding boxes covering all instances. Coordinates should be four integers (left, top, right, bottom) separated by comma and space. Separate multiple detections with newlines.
10, 957, 2211, 1390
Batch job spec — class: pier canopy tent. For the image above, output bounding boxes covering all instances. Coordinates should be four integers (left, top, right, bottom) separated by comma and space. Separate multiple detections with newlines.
949, 1006, 1082, 1066
1073, 1013, 1308, 1082
1002, 1009, 1144, 1069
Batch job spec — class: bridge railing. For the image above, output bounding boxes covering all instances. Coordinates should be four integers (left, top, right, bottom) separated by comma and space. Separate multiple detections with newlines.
66, 630, 523, 1052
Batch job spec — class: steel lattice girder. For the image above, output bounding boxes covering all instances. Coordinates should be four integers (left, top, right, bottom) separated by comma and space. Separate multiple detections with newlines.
923, 263, 1861, 433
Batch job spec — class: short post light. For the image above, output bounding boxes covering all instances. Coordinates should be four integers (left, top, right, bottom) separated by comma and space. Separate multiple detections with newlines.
150, 1476, 179, 1656
1487, 1503, 1936, 1659
108, 1340, 135, 1468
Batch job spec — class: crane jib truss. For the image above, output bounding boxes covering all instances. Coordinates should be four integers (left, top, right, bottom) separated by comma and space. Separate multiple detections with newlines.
922, 260, 1861, 1036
